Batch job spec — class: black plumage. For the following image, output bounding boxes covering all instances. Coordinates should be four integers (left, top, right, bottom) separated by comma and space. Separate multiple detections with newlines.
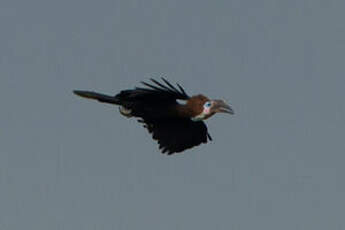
74, 78, 233, 155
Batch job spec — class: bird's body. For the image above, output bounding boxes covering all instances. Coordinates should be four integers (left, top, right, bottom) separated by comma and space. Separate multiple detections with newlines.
74, 78, 233, 155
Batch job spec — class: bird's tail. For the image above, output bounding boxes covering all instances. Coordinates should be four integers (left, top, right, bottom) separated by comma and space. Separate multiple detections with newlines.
73, 90, 120, 105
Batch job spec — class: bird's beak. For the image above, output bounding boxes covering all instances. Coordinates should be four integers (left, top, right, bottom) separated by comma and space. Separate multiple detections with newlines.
212, 100, 234, 115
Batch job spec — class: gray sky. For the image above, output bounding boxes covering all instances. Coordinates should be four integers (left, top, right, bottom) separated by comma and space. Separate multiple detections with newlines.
1, 0, 345, 229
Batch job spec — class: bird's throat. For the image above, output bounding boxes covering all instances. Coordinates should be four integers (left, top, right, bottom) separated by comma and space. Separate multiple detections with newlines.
191, 112, 206, 121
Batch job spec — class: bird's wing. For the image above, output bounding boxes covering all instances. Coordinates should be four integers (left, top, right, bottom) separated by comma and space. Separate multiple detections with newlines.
116, 78, 190, 106
139, 118, 212, 155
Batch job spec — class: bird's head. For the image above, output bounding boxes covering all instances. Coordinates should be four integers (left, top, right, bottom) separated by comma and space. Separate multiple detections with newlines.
187, 95, 234, 121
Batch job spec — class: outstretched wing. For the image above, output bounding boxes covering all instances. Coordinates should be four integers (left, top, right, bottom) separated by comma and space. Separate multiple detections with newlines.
74, 78, 188, 108
116, 78, 189, 106
139, 118, 212, 155
114, 78, 190, 119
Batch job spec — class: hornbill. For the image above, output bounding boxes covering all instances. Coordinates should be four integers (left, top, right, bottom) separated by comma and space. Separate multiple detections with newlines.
74, 78, 234, 155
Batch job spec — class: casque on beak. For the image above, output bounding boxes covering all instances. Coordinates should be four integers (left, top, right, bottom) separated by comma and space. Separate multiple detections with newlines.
211, 99, 234, 115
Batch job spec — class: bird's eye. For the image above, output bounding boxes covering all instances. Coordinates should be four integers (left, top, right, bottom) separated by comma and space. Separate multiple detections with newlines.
204, 101, 212, 108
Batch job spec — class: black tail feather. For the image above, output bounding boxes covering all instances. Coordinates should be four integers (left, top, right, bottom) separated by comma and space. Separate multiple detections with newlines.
73, 90, 120, 105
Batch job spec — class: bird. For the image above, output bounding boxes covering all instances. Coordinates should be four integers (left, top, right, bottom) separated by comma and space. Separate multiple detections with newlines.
73, 78, 234, 155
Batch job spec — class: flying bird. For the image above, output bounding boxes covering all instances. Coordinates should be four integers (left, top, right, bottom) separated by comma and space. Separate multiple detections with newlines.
74, 78, 234, 155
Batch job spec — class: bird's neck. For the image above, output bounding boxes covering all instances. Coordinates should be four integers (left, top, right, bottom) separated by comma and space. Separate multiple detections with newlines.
174, 104, 200, 119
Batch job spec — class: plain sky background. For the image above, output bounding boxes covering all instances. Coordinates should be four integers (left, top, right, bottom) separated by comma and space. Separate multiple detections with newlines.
1, 0, 345, 229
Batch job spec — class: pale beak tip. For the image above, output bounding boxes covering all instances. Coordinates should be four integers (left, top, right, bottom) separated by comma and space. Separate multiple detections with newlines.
228, 107, 235, 115
214, 99, 234, 115
223, 106, 234, 115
